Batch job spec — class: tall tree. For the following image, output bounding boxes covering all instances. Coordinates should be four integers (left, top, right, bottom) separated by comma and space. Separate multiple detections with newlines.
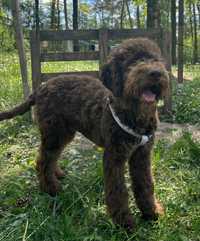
73, 0, 79, 51
197, 3, 200, 28
73, 0, 78, 30
125, 0, 133, 28
50, 0, 56, 29
136, 5, 141, 28
188, 3, 194, 43
120, 0, 125, 28
171, 0, 176, 65
147, 0, 160, 28
178, 0, 184, 83
11, 0, 30, 99
192, 3, 198, 63
57, 0, 60, 29
63, 0, 69, 29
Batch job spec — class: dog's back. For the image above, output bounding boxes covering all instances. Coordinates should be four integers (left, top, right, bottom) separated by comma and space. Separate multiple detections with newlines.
35, 75, 111, 146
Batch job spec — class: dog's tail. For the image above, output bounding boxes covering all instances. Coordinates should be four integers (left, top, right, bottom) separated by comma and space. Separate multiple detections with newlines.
0, 93, 35, 121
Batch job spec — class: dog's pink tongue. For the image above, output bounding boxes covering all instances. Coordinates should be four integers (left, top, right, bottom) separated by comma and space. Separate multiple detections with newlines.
142, 90, 156, 103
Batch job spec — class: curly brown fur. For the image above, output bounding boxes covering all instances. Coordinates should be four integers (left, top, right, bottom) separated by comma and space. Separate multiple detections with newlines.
0, 39, 169, 231
99, 37, 169, 227
100, 38, 166, 97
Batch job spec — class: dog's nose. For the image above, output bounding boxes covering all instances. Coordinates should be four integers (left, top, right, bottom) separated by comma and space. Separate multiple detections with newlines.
149, 70, 162, 79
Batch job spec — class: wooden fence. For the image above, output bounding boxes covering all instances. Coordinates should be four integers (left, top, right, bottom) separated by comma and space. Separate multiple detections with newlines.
30, 28, 172, 110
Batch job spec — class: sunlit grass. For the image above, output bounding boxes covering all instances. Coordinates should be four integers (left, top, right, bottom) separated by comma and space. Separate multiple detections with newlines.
0, 53, 200, 241
172, 64, 200, 80
41, 60, 99, 73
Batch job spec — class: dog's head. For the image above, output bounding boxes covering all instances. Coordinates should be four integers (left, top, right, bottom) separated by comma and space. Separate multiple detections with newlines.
123, 60, 169, 104
100, 38, 169, 104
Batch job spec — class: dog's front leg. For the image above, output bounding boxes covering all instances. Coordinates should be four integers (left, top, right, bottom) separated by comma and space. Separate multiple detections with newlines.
103, 147, 134, 231
129, 145, 164, 220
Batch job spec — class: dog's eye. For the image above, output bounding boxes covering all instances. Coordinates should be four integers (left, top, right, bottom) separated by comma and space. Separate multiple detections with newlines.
149, 70, 162, 79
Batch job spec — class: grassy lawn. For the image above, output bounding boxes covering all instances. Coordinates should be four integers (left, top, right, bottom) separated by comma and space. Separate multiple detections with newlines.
0, 54, 200, 241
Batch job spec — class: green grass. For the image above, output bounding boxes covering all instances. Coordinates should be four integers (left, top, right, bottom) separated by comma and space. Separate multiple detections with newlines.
0, 124, 200, 241
41, 61, 99, 73
172, 77, 200, 124
0, 54, 200, 241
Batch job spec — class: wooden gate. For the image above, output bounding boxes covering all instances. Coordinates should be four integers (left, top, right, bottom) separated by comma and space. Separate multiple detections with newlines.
30, 28, 171, 111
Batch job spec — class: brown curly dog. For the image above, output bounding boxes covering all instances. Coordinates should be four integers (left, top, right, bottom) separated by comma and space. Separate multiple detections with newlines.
0, 38, 169, 231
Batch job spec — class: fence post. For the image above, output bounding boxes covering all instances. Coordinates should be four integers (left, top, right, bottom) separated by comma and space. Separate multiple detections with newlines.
30, 31, 41, 91
99, 28, 109, 70
159, 29, 172, 114
30, 30, 41, 121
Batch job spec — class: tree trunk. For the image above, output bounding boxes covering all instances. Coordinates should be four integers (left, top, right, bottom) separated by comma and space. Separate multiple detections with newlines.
192, 4, 198, 64
177, 0, 184, 83
73, 0, 79, 51
136, 5, 141, 28
126, 0, 133, 28
11, 0, 30, 99
51, 0, 56, 29
189, 3, 194, 43
110, 0, 114, 28
35, 0, 40, 34
197, 4, 200, 29
63, 0, 69, 29
147, 0, 154, 28
147, 0, 160, 28
73, 0, 78, 32
120, 0, 125, 29
171, 0, 176, 65
155, 0, 161, 28
63, 0, 70, 51
57, 0, 60, 29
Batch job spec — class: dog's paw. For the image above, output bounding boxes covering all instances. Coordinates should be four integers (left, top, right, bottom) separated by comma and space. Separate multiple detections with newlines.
113, 213, 135, 232
122, 214, 135, 231
55, 166, 65, 179
40, 179, 61, 197
142, 200, 164, 221
154, 200, 164, 216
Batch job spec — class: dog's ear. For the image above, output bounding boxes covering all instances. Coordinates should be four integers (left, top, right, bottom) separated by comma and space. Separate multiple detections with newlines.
100, 60, 124, 97
100, 63, 112, 90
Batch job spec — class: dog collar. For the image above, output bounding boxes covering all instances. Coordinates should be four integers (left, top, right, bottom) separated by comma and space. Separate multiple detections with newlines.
107, 98, 152, 146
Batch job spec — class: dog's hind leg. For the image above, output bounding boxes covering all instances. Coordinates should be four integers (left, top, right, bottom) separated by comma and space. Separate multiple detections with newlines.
103, 147, 134, 231
36, 123, 75, 196
54, 130, 75, 179
129, 145, 164, 220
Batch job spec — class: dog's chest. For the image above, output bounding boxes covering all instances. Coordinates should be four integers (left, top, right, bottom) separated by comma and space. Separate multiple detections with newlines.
111, 131, 141, 158
122, 142, 138, 159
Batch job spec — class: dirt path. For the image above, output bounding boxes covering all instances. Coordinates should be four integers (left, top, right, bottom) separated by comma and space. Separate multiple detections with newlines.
69, 122, 200, 151
156, 122, 200, 142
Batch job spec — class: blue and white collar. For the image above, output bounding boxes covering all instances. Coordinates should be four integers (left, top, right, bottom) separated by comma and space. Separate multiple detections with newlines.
107, 98, 152, 146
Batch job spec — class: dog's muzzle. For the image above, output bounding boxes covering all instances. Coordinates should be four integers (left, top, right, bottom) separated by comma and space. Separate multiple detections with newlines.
142, 82, 163, 103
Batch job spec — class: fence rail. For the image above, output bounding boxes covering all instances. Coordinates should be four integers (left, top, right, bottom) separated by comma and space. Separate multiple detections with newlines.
40, 51, 100, 62
30, 28, 171, 111
39, 30, 99, 41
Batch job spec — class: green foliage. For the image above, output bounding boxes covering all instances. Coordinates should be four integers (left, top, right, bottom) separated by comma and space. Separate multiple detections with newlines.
154, 132, 200, 166
0, 10, 15, 51
41, 60, 99, 74
0, 53, 23, 110
184, 36, 200, 63
172, 73, 200, 124
0, 53, 99, 112
0, 54, 200, 240
1, 123, 200, 240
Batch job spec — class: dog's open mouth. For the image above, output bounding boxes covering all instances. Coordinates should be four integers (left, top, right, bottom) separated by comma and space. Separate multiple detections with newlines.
142, 85, 161, 103
142, 90, 156, 103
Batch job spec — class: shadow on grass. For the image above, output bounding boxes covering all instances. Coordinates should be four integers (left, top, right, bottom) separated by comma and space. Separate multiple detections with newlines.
0, 126, 200, 241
